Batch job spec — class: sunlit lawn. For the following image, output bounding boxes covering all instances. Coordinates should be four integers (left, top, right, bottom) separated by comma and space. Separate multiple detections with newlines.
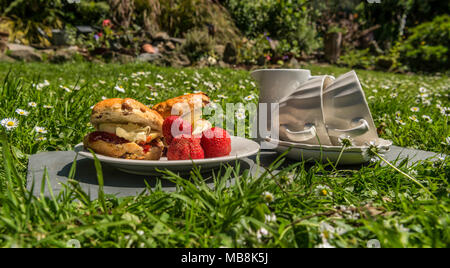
0, 62, 448, 248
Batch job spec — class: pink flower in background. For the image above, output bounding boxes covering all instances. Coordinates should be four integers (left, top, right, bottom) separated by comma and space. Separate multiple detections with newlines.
102, 19, 112, 27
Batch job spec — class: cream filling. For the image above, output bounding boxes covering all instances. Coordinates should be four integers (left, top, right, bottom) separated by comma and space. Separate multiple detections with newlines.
98, 123, 159, 143
192, 119, 212, 135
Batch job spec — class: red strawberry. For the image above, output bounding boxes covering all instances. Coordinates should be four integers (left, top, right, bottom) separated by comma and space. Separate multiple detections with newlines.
167, 135, 204, 160
162, 116, 192, 145
201, 127, 231, 158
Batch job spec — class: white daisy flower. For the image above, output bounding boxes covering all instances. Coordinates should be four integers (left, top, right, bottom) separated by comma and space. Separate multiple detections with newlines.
59, 85, 71, 92
390, 93, 398, 98
256, 227, 269, 240
217, 94, 228, 99
338, 134, 353, 147
154, 82, 165, 88
315, 185, 332, 197
417, 93, 428, 98
409, 115, 419, 122
207, 56, 217, 65
36, 136, 47, 141
33, 80, 50, 90
132, 83, 139, 87
244, 95, 255, 101
114, 85, 125, 93
264, 214, 277, 223
43, 105, 54, 109
1, 118, 19, 130
34, 126, 47, 134
395, 119, 406, 125
156, 74, 164, 80
150, 92, 158, 97
235, 110, 246, 121
99, 80, 106, 84
316, 240, 335, 248
422, 115, 432, 123
419, 87, 427, 93
15, 109, 29, 116
101, 96, 107, 100
410, 107, 420, 112
262, 191, 274, 203
145, 97, 155, 101
28, 102, 37, 108
207, 102, 218, 109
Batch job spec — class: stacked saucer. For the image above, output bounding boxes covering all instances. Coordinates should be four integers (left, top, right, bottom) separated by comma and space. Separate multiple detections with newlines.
252, 69, 392, 164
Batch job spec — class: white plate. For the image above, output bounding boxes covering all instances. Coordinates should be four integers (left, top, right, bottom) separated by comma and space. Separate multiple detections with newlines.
266, 137, 392, 165
74, 136, 260, 175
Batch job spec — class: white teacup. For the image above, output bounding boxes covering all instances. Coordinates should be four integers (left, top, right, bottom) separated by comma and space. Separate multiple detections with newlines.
278, 75, 335, 146
251, 69, 318, 144
322, 70, 378, 146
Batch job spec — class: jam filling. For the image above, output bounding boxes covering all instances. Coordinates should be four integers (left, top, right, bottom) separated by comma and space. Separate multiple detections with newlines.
89, 131, 160, 153
139, 139, 161, 153
88, 131, 130, 144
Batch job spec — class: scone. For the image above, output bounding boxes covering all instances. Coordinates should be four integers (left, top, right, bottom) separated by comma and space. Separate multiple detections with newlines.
83, 98, 164, 160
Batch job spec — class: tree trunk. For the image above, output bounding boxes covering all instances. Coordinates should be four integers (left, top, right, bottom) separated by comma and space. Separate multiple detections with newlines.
324, 32, 342, 64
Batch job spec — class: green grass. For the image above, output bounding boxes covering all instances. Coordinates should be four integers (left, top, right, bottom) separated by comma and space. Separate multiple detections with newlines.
0, 62, 449, 248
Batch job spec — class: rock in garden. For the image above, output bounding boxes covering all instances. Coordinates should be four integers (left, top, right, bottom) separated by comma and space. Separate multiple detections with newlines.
5, 42, 43, 62
153, 32, 170, 41
214, 44, 225, 59
6, 43, 35, 52
218, 60, 230, 68
223, 42, 236, 64
137, 53, 162, 62
116, 53, 135, 64
142, 43, 156, 54
165, 41, 176, 51
0, 40, 7, 53
8, 49, 42, 62
50, 47, 79, 63
0, 53, 15, 62
169, 37, 185, 45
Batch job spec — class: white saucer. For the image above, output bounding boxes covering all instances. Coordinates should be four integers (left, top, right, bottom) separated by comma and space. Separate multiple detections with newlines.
74, 136, 260, 175
265, 137, 392, 165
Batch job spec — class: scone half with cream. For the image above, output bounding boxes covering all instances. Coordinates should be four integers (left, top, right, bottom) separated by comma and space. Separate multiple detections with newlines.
83, 98, 164, 160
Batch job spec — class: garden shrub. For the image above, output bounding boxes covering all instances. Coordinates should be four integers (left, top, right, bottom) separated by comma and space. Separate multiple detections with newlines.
356, 0, 450, 49
237, 34, 272, 65
181, 28, 214, 62
337, 49, 376, 70
62, 1, 110, 26
135, 0, 241, 45
398, 15, 450, 72
225, 0, 321, 56
0, 0, 64, 46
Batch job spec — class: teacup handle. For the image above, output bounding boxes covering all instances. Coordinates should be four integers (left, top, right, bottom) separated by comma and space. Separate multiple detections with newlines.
327, 119, 369, 137
285, 124, 317, 142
